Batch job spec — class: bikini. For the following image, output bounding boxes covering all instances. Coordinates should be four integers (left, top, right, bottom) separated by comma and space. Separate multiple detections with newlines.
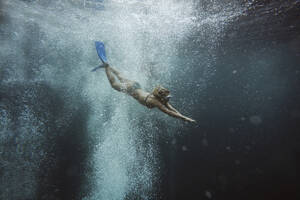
127, 82, 142, 94
128, 82, 154, 108
144, 93, 154, 108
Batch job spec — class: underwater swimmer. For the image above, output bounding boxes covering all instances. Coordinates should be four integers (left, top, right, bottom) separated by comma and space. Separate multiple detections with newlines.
92, 41, 196, 123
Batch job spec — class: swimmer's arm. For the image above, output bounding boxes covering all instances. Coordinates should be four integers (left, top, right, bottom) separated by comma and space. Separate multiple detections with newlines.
157, 103, 196, 123
165, 103, 196, 123
166, 102, 180, 113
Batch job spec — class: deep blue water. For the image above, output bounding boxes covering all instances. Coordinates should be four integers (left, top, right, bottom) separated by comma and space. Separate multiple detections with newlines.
0, 0, 300, 200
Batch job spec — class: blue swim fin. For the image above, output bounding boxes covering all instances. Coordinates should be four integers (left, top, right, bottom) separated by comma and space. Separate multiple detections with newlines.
91, 64, 106, 72
95, 41, 108, 64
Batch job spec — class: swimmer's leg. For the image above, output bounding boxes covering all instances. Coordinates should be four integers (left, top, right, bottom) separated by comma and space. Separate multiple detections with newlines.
108, 66, 132, 83
105, 66, 122, 92
91, 63, 108, 72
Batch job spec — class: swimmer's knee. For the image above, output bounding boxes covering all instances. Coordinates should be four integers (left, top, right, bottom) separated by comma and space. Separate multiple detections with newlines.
112, 83, 121, 92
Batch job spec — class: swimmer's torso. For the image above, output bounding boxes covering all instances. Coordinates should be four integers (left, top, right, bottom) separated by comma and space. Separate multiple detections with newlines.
129, 88, 155, 108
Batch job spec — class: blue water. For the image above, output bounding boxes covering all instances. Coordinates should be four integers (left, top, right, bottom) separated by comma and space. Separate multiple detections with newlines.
0, 0, 299, 200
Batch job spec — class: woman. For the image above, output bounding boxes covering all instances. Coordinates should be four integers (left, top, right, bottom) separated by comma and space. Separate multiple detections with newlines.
93, 42, 196, 123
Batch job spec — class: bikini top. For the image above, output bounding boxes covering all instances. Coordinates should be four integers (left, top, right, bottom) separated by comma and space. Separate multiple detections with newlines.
144, 93, 155, 108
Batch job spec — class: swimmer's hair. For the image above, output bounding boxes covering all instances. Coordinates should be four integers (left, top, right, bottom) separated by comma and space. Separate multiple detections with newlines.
152, 85, 170, 104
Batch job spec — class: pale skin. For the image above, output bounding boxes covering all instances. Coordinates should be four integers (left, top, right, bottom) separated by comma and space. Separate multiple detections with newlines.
104, 64, 196, 123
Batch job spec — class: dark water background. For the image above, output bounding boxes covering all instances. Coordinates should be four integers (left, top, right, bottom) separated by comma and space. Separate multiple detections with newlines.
165, 2, 300, 200
0, 0, 300, 200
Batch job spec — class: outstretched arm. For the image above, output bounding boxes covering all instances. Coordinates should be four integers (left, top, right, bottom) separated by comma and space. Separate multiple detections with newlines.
166, 102, 180, 113
156, 102, 196, 123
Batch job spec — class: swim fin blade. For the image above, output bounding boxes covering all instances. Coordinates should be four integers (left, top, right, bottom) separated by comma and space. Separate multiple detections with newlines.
91, 64, 106, 72
95, 41, 108, 64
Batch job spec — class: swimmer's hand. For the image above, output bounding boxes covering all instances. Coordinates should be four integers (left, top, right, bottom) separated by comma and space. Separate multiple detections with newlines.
156, 102, 196, 123
184, 117, 196, 123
